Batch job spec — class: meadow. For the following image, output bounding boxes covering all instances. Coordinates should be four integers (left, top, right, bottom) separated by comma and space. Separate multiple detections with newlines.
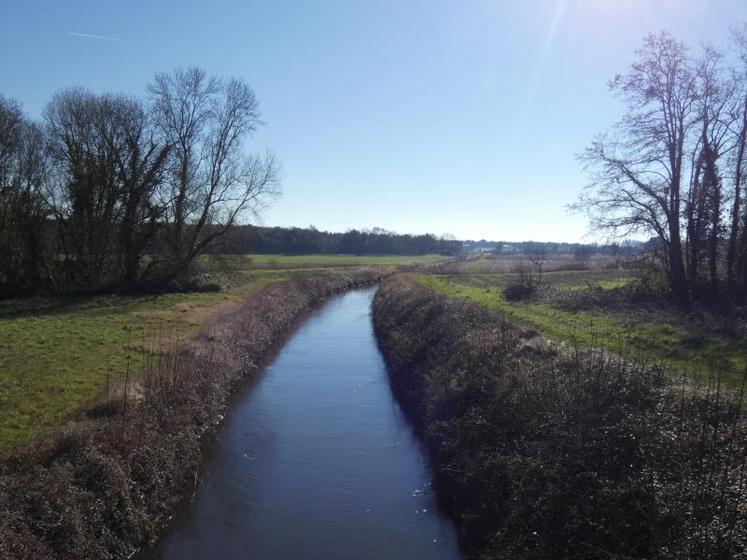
0, 255, 444, 451
0, 277, 279, 450
416, 256, 747, 386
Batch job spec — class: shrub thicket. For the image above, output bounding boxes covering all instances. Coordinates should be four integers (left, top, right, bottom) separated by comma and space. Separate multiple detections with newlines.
373, 277, 747, 559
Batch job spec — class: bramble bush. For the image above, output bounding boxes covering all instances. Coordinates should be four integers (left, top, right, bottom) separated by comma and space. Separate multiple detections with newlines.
373, 277, 747, 559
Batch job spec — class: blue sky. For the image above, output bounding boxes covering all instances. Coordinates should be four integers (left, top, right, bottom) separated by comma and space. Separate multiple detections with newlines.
1, 0, 744, 242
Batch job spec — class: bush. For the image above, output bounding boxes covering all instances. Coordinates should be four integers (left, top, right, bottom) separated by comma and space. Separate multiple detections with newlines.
502, 281, 535, 301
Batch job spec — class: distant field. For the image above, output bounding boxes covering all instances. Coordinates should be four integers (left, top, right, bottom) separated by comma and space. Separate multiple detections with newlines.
0, 254, 435, 450
445, 254, 622, 275
449, 265, 636, 289
416, 269, 747, 386
202, 253, 447, 269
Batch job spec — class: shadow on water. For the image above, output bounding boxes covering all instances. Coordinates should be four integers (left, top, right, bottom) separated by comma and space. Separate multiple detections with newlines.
143, 287, 462, 560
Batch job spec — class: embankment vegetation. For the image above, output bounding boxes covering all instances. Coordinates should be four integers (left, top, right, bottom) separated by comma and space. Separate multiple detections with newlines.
0, 67, 278, 297
373, 276, 747, 559
0, 268, 380, 559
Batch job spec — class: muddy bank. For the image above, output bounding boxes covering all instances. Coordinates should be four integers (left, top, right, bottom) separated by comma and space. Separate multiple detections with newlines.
0, 269, 380, 559
372, 276, 747, 559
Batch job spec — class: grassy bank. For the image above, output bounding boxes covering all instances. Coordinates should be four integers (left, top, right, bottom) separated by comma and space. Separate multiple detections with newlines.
0, 278, 280, 450
372, 276, 747, 559
415, 270, 747, 386
0, 269, 381, 559
0, 252, 428, 451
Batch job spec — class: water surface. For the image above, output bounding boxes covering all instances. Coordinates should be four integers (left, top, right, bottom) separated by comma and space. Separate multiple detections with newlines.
150, 288, 461, 560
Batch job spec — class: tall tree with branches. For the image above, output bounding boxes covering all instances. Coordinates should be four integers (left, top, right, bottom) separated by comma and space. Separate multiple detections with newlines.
729, 28, 747, 299
149, 67, 279, 281
576, 32, 698, 304
103, 96, 171, 288
0, 97, 49, 294
45, 90, 172, 290
686, 46, 735, 295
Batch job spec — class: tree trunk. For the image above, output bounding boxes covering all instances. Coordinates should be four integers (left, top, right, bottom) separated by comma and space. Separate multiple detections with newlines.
670, 224, 689, 305
670, 136, 690, 305
727, 102, 746, 291
704, 146, 721, 294
686, 160, 703, 286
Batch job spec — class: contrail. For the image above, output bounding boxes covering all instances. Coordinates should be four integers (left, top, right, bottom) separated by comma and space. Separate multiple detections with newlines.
67, 31, 131, 43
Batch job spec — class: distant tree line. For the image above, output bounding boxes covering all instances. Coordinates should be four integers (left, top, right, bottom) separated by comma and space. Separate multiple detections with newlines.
0, 68, 278, 296
578, 29, 747, 304
206, 225, 463, 256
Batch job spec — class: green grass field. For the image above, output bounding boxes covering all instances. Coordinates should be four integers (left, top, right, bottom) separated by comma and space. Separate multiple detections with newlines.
0, 278, 280, 451
416, 271, 747, 386
202, 253, 446, 269
0, 254, 441, 451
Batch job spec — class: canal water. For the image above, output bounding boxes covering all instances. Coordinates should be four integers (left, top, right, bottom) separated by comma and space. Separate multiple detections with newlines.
149, 288, 462, 560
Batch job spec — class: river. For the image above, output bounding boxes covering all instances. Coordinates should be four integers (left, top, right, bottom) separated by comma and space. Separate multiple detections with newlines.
148, 287, 462, 560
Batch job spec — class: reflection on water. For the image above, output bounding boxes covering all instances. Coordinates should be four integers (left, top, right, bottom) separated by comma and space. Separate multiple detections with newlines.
149, 288, 461, 560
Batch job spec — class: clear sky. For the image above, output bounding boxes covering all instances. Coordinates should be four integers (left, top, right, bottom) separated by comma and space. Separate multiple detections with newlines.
1, 0, 744, 242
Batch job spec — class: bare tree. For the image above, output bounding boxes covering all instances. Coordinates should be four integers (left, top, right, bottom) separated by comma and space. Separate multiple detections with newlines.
45, 88, 121, 287
525, 244, 547, 287
0, 96, 27, 291
572, 244, 594, 270
728, 27, 747, 298
103, 96, 171, 288
0, 96, 23, 184
44, 90, 171, 289
1, 69, 279, 295
0, 97, 49, 293
149, 67, 279, 280
576, 32, 697, 304
686, 46, 735, 294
